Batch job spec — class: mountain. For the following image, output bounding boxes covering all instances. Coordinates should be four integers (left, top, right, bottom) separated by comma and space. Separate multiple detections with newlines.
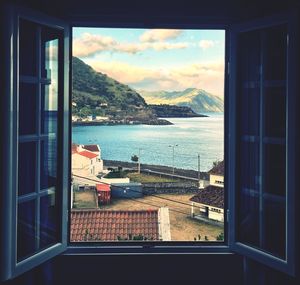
72, 57, 205, 124
139, 88, 224, 113
72, 57, 156, 121
149, 104, 208, 118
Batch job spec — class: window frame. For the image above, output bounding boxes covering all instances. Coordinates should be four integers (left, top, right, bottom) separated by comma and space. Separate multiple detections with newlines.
66, 23, 229, 254
0, 5, 70, 281
227, 12, 298, 276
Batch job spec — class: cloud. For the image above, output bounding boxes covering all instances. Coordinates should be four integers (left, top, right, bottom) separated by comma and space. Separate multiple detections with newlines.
73, 33, 116, 57
73, 32, 188, 57
140, 29, 183, 42
199, 40, 215, 50
86, 59, 224, 96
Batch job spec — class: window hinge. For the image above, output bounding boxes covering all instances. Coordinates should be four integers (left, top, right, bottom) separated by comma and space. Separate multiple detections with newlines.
226, 209, 230, 223
227, 61, 230, 76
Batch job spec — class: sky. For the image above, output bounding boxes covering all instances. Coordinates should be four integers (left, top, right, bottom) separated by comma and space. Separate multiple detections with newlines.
73, 28, 225, 97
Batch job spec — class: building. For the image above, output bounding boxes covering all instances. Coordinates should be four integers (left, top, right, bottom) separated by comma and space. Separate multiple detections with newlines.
72, 143, 104, 175
190, 186, 224, 223
70, 208, 171, 241
208, 160, 224, 187
96, 183, 111, 205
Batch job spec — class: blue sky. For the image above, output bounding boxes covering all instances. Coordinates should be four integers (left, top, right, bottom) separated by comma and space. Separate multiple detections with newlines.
73, 28, 225, 96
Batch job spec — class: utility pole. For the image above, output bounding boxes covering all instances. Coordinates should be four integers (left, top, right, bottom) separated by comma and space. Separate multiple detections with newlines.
138, 148, 142, 174
169, 144, 178, 175
198, 153, 200, 180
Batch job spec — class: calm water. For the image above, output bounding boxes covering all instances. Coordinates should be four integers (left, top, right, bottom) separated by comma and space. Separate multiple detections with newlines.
72, 113, 224, 171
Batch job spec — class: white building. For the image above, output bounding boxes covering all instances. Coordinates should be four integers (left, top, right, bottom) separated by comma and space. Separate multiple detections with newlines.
190, 160, 224, 223
72, 144, 104, 175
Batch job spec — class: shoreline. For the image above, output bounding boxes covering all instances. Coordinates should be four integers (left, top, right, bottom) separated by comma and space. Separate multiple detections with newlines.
103, 159, 210, 181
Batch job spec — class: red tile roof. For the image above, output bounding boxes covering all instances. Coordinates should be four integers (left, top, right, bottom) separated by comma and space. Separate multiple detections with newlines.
70, 209, 159, 242
190, 186, 224, 209
208, 160, 224, 175
82, 145, 100, 152
96, 183, 110, 192
78, 150, 98, 159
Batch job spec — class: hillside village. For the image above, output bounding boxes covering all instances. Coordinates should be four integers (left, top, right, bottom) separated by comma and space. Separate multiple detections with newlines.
71, 143, 224, 241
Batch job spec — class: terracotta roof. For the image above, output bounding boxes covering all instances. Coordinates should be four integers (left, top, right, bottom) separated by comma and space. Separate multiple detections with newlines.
70, 209, 159, 241
82, 145, 100, 152
96, 183, 110, 192
78, 150, 98, 159
190, 186, 224, 209
208, 160, 224, 175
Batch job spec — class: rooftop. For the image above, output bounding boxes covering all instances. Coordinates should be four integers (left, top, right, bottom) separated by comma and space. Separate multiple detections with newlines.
70, 209, 160, 241
82, 144, 100, 152
77, 150, 98, 159
190, 186, 224, 209
208, 160, 224, 176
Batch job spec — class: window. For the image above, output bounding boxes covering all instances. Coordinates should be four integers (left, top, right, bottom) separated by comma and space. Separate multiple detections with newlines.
0, 3, 297, 282
71, 27, 225, 243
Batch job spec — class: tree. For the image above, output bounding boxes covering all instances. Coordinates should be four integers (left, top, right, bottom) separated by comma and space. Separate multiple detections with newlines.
131, 154, 139, 162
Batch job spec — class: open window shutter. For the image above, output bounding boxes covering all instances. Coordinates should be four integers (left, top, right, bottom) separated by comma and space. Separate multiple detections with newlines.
1, 4, 70, 281
227, 13, 298, 276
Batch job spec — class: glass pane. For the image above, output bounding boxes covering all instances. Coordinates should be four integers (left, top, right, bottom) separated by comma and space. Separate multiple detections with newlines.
264, 87, 286, 138
40, 194, 59, 249
17, 200, 36, 261
19, 83, 37, 135
264, 144, 286, 196
40, 138, 57, 190
41, 28, 59, 134
238, 142, 260, 247
19, 19, 37, 76
264, 25, 287, 81
18, 142, 36, 196
263, 198, 286, 259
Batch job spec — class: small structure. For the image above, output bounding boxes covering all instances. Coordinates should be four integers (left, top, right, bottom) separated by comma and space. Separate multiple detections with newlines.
111, 182, 143, 198
70, 208, 171, 241
96, 183, 111, 205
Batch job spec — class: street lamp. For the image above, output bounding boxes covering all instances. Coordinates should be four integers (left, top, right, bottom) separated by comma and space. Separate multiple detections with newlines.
169, 144, 178, 175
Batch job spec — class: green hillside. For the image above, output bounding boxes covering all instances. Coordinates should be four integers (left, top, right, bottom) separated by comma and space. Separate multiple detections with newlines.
139, 88, 224, 113
72, 57, 155, 120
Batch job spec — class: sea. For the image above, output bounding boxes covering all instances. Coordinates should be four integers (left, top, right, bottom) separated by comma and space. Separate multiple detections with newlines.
72, 113, 224, 172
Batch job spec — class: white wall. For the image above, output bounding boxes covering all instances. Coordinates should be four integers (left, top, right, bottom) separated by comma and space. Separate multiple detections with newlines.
209, 174, 224, 187
208, 206, 224, 222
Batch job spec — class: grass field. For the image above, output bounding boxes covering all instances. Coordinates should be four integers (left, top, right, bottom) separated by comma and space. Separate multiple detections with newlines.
73, 190, 97, 208
126, 172, 179, 183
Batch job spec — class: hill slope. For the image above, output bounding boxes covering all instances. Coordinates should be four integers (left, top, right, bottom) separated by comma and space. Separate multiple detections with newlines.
139, 88, 224, 113
72, 57, 156, 121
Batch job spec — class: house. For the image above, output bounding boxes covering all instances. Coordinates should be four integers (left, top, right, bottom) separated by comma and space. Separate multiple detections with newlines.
190, 186, 224, 223
72, 143, 104, 175
208, 160, 224, 187
70, 208, 171, 241
96, 183, 111, 205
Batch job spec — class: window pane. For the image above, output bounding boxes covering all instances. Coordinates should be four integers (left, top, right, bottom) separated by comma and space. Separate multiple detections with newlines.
19, 19, 37, 76
40, 194, 59, 249
19, 83, 37, 135
40, 138, 57, 190
17, 200, 36, 261
236, 24, 287, 260
18, 142, 36, 196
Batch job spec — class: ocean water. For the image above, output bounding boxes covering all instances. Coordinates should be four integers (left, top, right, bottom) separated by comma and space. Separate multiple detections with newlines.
72, 113, 224, 171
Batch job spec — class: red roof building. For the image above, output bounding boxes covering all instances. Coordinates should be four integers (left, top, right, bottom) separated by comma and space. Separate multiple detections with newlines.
70, 209, 162, 241
82, 145, 100, 152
